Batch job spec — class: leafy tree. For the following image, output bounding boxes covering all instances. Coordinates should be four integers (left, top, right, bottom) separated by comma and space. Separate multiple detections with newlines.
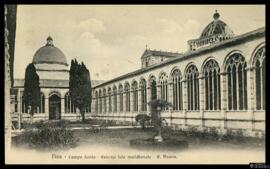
23, 63, 40, 124
148, 99, 172, 142
69, 59, 91, 122
135, 113, 151, 129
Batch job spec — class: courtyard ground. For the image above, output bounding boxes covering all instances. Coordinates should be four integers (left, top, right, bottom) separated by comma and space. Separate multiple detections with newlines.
7, 127, 265, 164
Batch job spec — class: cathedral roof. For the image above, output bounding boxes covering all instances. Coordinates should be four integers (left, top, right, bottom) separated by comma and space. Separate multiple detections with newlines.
141, 49, 182, 58
32, 36, 68, 66
93, 27, 265, 89
200, 10, 234, 39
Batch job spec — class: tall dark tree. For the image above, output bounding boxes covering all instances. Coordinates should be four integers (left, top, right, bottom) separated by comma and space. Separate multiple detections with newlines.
69, 59, 92, 122
23, 63, 40, 123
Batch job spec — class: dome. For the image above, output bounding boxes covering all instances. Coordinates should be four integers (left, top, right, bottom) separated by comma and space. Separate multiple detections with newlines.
200, 10, 234, 38
32, 36, 68, 66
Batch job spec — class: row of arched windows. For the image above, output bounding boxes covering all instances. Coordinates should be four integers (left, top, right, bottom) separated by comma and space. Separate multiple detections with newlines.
94, 46, 265, 113
18, 92, 90, 114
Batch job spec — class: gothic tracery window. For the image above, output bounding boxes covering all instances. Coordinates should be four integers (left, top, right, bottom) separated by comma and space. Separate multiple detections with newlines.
203, 60, 221, 110
186, 65, 200, 111
125, 83, 130, 112
226, 53, 247, 110
103, 89, 107, 113
132, 81, 138, 112
171, 69, 183, 111
140, 79, 147, 112
119, 85, 124, 112
159, 72, 168, 110
113, 86, 117, 112
99, 90, 102, 113
108, 88, 112, 112
95, 91, 98, 113
254, 47, 265, 110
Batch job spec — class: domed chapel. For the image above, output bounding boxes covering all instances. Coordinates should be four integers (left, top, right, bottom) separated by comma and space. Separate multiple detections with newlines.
12, 36, 102, 121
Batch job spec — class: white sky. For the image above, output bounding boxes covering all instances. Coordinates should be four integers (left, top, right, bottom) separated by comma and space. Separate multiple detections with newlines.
14, 5, 265, 81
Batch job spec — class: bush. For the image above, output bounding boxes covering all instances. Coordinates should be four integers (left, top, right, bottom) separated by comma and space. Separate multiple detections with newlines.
135, 113, 151, 129
13, 121, 78, 150
208, 127, 219, 140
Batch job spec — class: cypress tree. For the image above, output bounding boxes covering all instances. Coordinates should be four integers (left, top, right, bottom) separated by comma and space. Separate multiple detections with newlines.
23, 63, 40, 123
69, 59, 92, 122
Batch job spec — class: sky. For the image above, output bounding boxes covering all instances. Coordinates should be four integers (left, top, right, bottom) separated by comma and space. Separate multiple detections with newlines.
14, 5, 265, 81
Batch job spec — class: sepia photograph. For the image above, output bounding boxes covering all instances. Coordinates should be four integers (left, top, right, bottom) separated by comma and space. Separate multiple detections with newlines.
4, 4, 266, 164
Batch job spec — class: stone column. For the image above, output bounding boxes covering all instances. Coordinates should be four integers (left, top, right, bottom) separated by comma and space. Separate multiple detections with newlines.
219, 72, 227, 130
246, 67, 255, 111
246, 67, 255, 130
18, 89, 21, 129
198, 74, 205, 127
157, 84, 161, 100
182, 79, 188, 126
61, 98, 65, 118
168, 81, 173, 125
91, 98, 95, 113
44, 92, 49, 120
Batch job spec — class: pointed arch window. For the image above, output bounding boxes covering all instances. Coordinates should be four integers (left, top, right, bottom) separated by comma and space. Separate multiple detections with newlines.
99, 90, 102, 113
125, 83, 130, 112
95, 91, 98, 113
119, 85, 124, 112
226, 53, 247, 110
108, 88, 112, 112
186, 65, 200, 111
253, 47, 265, 110
140, 79, 147, 112
103, 89, 107, 113
171, 69, 183, 111
132, 82, 138, 112
113, 86, 117, 112
203, 60, 221, 110
159, 73, 168, 110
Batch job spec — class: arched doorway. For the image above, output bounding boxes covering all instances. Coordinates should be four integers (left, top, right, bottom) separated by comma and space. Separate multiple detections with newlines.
49, 94, 61, 120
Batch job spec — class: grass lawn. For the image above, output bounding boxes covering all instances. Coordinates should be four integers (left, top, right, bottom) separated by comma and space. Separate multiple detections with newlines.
8, 127, 265, 164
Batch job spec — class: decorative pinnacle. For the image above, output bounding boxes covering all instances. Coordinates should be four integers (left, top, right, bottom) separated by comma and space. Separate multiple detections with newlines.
213, 10, 220, 20
46, 35, 54, 46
